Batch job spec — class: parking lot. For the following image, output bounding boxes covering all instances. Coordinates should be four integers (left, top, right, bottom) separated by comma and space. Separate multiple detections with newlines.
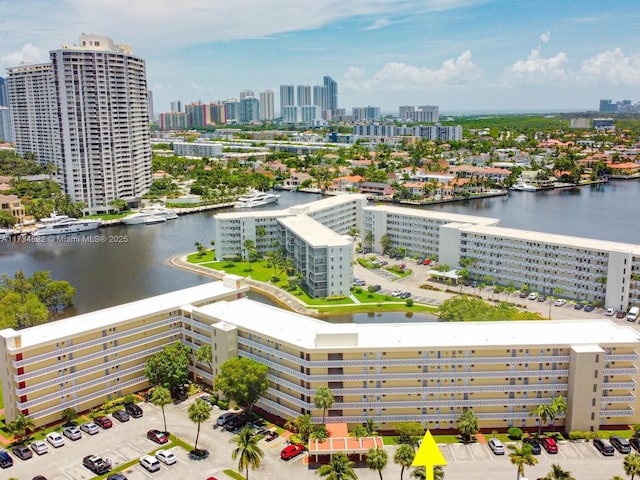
4, 397, 633, 480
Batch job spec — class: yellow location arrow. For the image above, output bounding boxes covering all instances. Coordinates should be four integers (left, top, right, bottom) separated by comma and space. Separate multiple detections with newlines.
411, 430, 447, 480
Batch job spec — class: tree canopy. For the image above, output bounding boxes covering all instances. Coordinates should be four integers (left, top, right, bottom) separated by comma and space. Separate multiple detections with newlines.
0, 270, 75, 329
144, 341, 192, 394
214, 357, 269, 414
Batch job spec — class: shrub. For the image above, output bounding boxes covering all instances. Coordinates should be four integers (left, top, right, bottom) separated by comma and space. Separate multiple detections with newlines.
326, 295, 347, 301
569, 431, 585, 441
218, 399, 229, 410
405, 298, 414, 307
507, 427, 523, 440
123, 394, 137, 405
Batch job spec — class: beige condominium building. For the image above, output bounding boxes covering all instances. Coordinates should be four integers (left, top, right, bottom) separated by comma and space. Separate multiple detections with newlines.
1, 279, 638, 432
0, 277, 248, 427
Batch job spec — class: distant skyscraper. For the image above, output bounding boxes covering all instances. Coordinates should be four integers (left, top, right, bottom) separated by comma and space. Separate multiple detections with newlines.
323, 76, 338, 114
0, 107, 12, 142
223, 98, 240, 123
209, 103, 226, 124
0, 77, 7, 107
240, 89, 254, 100
279, 85, 295, 115
282, 105, 300, 123
296, 85, 311, 106
313, 85, 327, 108
399, 105, 439, 123
185, 102, 208, 127
7, 34, 152, 213
240, 96, 260, 123
353, 106, 380, 121
147, 90, 154, 124
259, 90, 274, 121
599, 99, 616, 113
170, 100, 183, 113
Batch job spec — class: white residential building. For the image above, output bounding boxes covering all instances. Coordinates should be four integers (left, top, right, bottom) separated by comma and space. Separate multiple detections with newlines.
172, 141, 223, 158
259, 90, 275, 121
7, 34, 152, 213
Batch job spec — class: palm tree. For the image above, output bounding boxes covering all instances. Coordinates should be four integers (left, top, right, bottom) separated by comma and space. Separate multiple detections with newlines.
410, 466, 445, 480
7, 413, 35, 443
243, 239, 256, 272
314, 386, 335, 425
188, 398, 211, 453
366, 447, 388, 480
457, 409, 478, 444
550, 395, 567, 432
365, 418, 379, 436
196, 344, 213, 372
530, 403, 554, 436
624, 452, 640, 480
508, 444, 538, 480
543, 463, 575, 480
394, 444, 415, 480
317, 452, 358, 480
150, 386, 172, 433
231, 426, 264, 480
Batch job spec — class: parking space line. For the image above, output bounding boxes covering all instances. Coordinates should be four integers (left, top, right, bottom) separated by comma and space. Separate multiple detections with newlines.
448, 446, 458, 462
467, 445, 475, 460
570, 442, 584, 458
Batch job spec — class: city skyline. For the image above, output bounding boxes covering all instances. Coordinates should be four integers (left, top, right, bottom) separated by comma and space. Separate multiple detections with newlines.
1, 1, 639, 114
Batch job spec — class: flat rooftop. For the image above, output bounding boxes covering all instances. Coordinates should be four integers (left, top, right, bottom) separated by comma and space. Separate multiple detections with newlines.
278, 215, 351, 248
364, 204, 499, 226
195, 298, 640, 350
462, 224, 640, 254
0, 281, 247, 350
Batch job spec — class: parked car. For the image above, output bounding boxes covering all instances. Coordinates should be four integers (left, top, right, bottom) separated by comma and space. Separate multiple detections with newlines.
80, 422, 100, 435
593, 438, 615, 456
629, 437, 640, 452
391, 289, 403, 297
147, 429, 169, 444
0, 450, 13, 468
46, 432, 65, 448
280, 443, 305, 460
33, 476, 48, 480
107, 475, 128, 480
353, 280, 366, 287
113, 410, 130, 422
225, 414, 249, 431
616, 310, 626, 319
12, 443, 33, 460
125, 403, 143, 418
574, 302, 584, 310
63, 426, 82, 441
605, 307, 616, 316
155, 449, 177, 465
94, 416, 113, 429
400, 292, 412, 299
265, 430, 279, 442
522, 437, 541, 455
519, 291, 528, 298
610, 435, 631, 454
372, 284, 381, 292
584, 304, 596, 312
217, 412, 240, 427
528, 292, 538, 300
83, 455, 111, 474
537, 295, 546, 302
488, 438, 505, 455
30, 440, 48, 455
140, 455, 161, 472
554, 299, 566, 307
541, 437, 558, 454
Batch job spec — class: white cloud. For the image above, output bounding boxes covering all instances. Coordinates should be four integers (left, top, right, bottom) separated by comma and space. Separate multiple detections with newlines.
539, 31, 550, 43
1, 43, 46, 67
579, 48, 640, 86
502, 49, 568, 86
358, 51, 482, 91
363, 19, 390, 31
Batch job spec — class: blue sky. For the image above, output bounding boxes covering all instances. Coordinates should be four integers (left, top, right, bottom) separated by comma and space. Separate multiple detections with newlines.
1, 0, 639, 114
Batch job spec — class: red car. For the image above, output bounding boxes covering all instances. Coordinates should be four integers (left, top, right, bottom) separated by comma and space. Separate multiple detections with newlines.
94, 416, 113, 429
541, 437, 558, 454
147, 429, 169, 444
280, 443, 305, 460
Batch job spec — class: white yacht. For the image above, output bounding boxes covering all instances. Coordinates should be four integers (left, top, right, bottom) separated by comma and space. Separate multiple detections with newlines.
510, 181, 538, 192
0, 228, 13, 241
122, 207, 178, 225
32, 218, 103, 236
234, 190, 279, 208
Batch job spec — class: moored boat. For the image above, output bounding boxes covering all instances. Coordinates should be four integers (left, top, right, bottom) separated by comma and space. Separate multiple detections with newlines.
234, 190, 279, 208
31, 218, 102, 236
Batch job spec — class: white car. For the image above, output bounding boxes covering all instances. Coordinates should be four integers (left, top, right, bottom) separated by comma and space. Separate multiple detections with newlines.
391, 289, 403, 297
528, 292, 538, 300
80, 422, 100, 435
605, 307, 616, 316
30, 440, 48, 455
553, 299, 566, 307
46, 432, 65, 448
140, 454, 161, 472
155, 449, 177, 465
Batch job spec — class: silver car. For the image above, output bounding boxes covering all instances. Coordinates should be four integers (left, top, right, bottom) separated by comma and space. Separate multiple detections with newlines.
63, 426, 82, 441
80, 422, 100, 435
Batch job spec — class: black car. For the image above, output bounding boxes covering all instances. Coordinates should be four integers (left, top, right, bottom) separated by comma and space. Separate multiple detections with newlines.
610, 435, 631, 454
522, 437, 542, 455
400, 292, 412, 299
225, 414, 249, 431
584, 304, 596, 312
0, 450, 13, 468
372, 285, 381, 292
629, 437, 640, 451
537, 295, 546, 302
574, 302, 584, 310
107, 475, 128, 480
112, 409, 130, 422
124, 403, 143, 418
12, 443, 33, 460
217, 412, 241, 427
593, 438, 615, 456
